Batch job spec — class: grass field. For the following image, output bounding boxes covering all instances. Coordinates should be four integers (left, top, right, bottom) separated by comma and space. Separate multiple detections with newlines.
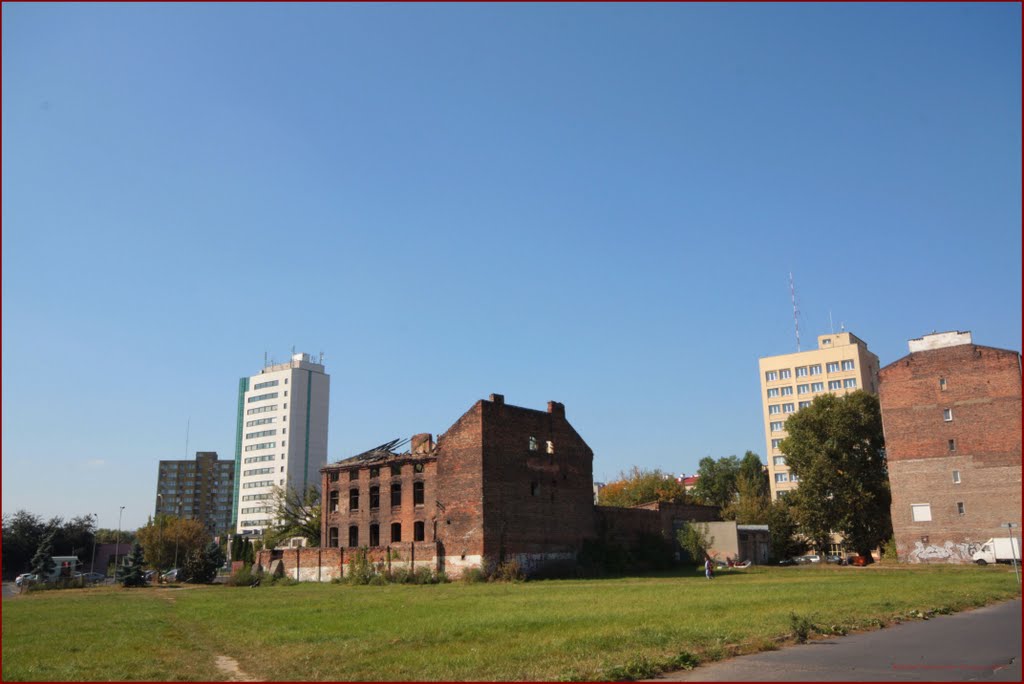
2, 564, 1020, 681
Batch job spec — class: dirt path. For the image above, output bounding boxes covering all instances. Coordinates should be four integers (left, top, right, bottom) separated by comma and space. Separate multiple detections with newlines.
214, 655, 261, 682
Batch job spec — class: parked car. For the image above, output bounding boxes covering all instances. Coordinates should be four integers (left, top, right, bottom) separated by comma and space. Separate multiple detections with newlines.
825, 554, 844, 564
794, 554, 821, 564
161, 568, 181, 582
78, 572, 105, 583
848, 555, 871, 567
15, 573, 38, 587
778, 557, 797, 566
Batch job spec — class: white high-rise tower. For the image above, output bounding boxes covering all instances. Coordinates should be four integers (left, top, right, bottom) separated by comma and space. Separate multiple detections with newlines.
232, 352, 330, 535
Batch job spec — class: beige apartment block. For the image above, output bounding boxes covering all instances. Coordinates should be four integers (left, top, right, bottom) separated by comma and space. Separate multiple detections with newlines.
758, 333, 880, 500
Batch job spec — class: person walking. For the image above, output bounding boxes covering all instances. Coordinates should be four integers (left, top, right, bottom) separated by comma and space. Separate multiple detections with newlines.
704, 556, 714, 580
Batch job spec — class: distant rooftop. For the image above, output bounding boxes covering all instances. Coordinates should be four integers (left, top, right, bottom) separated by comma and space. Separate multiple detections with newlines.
908, 330, 972, 353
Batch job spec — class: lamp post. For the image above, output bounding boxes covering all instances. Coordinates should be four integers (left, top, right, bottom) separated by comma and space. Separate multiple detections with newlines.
113, 506, 125, 579
173, 501, 182, 570
157, 494, 165, 570
89, 513, 99, 575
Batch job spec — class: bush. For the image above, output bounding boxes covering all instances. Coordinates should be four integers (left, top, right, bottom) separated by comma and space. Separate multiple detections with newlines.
492, 559, 525, 582
460, 567, 488, 584
789, 612, 814, 644
225, 564, 261, 587
346, 548, 378, 585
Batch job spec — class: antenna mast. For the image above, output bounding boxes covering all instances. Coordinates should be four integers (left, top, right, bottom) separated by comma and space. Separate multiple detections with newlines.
185, 417, 190, 459
789, 272, 801, 352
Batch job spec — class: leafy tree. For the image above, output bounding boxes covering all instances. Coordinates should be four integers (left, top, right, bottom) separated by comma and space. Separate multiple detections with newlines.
737, 451, 769, 500
94, 528, 137, 545
3, 510, 48, 579
676, 522, 715, 563
135, 516, 210, 570
597, 467, 688, 507
120, 542, 147, 587
181, 541, 224, 583
29, 530, 57, 581
780, 390, 892, 557
691, 455, 740, 508
261, 486, 321, 549
765, 498, 805, 561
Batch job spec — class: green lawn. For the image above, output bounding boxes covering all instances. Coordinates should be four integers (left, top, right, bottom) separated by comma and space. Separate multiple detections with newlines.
3, 564, 1019, 681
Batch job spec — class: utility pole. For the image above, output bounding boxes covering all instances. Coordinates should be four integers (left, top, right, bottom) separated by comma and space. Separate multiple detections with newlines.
89, 513, 99, 575
113, 506, 125, 580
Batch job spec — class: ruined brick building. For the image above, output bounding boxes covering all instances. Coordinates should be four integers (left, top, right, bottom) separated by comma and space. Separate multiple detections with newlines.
879, 331, 1022, 563
258, 394, 719, 580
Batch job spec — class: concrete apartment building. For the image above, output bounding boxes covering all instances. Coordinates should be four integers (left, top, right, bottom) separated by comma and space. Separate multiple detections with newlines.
155, 451, 234, 535
879, 331, 1022, 563
232, 352, 330, 536
758, 332, 881, 499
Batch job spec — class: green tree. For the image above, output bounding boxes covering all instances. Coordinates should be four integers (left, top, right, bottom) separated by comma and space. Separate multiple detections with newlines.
780, 391, 892, 557
691, 455, 741, 508
3, 510, 48, 579
597, 467, 687, 507
135, 516, 210, 571
676, 522, 715, 563
765, 498, 805, 561
29, 530, 57, 581
262, 486, 322, 549
181, 541, 224, 583
120, 542, 147, 587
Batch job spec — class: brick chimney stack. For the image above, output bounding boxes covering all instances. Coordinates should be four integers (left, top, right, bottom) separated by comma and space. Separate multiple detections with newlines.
547, 401, 565, 418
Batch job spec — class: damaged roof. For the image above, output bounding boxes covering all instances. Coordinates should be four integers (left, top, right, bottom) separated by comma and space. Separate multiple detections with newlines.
326, 437, 436, 469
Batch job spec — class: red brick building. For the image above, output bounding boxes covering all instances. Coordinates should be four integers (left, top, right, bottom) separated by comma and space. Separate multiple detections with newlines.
879, 331, 1022, 563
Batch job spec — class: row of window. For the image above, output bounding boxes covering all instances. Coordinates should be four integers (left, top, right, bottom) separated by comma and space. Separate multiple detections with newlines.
242, 480, 275, 489
765, 360, 856, 383
247, 392, 279, 404
246, 417, 276, 427
246, 429, 277, 439
333, 482, 426, 511
244, 467, 275, 476
253, 379, 279, 390
911, 501, 967, 521
244, 454, 276, 464
247, 405, 277, 415
774, 472, 799, 483
242, 518, 273, 527
245, 442, 276, 452
328, 462, 426, 482
241, 493, 273, 501
327, 521, 426, 547
240, 506, 272, 514
766, 379, 858, 399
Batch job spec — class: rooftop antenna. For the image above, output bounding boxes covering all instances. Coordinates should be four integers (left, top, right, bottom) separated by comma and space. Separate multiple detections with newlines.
319, 351, 324, 365
789, 272, 801, 352
829, 311, 835, 334
264, 351, 268, 367
291, 345, 296, 356
185, 417, 190, 460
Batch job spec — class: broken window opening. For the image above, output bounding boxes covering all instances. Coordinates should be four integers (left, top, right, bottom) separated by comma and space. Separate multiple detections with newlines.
530, 481, 539, 496
390, 464, 401, 476
329, 490, 339, 513
370, 486, 380, 509
349, 489, 359, 511
348, 525, 358, 548
414, 521, 425, 542
391, 522, 402, 543
413, 481, 425, 506
369, 523, 380, 547
328, 527, 339, 547
528, 436, 538, 451
546, 440, 554, 454
370, 467, 380, 479
391, 483, 402, 507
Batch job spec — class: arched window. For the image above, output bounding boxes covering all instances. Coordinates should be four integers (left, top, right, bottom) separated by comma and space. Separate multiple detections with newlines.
328, 527, 339, 547
391, 522, 402, 543
369, 523, 380, 547
413, 521, 425, 542
348, 526, 358, 548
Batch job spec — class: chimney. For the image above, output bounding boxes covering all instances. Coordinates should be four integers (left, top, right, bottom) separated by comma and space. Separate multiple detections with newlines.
411, 433, 434, 454
489, 393, 505, 405
547, 401, 565, 418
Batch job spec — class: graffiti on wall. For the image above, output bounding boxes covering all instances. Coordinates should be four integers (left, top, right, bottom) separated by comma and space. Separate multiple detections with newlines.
905, 540, 982, 564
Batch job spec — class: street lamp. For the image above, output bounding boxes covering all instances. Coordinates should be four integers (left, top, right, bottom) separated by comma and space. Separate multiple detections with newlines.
113, 506, 125, 579
157, 494, 165, 570
89, 513, 99, 575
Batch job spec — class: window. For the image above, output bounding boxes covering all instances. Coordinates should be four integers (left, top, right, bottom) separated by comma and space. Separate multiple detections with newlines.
780, 386, 793, 396
370, 486, 380, 509
253, 380, 279, 390
943, 408, 953, 422
771, 439, 782, 450
370, 467, 380, 479
811, 382, 824, 392
329, 471, 339, 483
952, 470, 961, 484
765, 370, 778, 382
546, 440, 555, 454
809, 364, 822, 375
797, 384, 810, 395
796, 366, 808, 378
767, 388, 780, 398
328, 527, 339, 547
790, 473, 800, 482
773, 456, 786, 466
528, 436, 538, 451
828, 380, 842, 390
841, 360, 855, 371
369, 524, 380, 547
284, 390, 288, 397
770, 421, 784, 432
939, 377, 947, 391
911, 503, 932, 522
244, 442, 276, 452
414, 521, 425, 542
956, 502, 965, 515
531, 481, 539, 496
349, 489, 359, 511
245, 429, 276, 439
774, 473, 789, 483
247, 392, 279, 403
768, 404, 782, 415
348, 526, 359, 548
391, 483, 402, 507
948, 439, 956, 452
798, 400, 811, 409
246, 417, 276, 427
779, 369, 792, 379
826, 362, 840, 373
843, 378, 857, 388
390, 464, 401, 476
391, 522, 402, 543
413, 481, 424, 506
329, 490, 339, 512
782, 403, 795, 413
349, 470, 358, 481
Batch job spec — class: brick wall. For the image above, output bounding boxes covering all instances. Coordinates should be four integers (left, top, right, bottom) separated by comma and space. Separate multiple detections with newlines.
879, 343, 1022, 562
256, 543, 440, 581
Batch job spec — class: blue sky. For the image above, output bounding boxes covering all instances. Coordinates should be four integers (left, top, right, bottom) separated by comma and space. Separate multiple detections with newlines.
3, 3, 1020, 530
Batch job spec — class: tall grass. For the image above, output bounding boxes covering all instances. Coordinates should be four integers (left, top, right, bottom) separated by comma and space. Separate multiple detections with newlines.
3, 564, 1018, 681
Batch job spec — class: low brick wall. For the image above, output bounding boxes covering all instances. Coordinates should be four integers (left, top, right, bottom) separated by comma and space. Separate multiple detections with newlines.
255, 542, 442, 582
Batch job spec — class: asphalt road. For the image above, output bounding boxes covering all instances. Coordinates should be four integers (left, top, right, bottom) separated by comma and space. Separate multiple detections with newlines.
651, 598, 1022, 682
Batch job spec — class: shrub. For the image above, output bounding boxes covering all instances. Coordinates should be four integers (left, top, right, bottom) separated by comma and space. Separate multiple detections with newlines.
460, 567, 488, 584
225, 563, 261, 587
882, 537, 898, 561
789, 612, 814, 643
347, 548, 376, 585
390, 567, 412, 584
492, 559, 525, 582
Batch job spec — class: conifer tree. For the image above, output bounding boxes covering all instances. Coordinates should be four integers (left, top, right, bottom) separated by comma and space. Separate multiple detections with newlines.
121, 542, 147, 587
29, 530, 57, 582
